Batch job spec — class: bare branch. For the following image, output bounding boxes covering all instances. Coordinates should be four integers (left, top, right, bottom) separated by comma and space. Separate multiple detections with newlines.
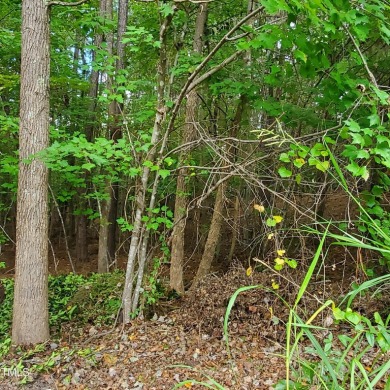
187, 50, 244, 93
166, 5, 265, 133
48, 0, 89, 7
344, 25, 378, 88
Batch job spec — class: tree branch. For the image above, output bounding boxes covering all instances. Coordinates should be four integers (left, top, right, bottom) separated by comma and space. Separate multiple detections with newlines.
48, 0, 89, 7
166, 5, 264, 133
344, 25, 378, 88
187, 50, 244, 93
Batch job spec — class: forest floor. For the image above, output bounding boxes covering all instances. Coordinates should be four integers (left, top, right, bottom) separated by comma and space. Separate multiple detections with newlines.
0, 261, 389, 390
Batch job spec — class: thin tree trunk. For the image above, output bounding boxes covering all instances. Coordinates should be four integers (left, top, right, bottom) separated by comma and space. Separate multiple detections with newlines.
98, 189, 111, 272
170, 3, 208, 294
12, 0, 50, 344
191, 95, 248, 288
98, 0, 128, 272
107, 0, 128, 264
122, 9, 175, 322
190, 0, 256, 287
191, 180, 226, 286
97, 0, 114, 273
75, 0, 108, 262
227, 195, 240, 263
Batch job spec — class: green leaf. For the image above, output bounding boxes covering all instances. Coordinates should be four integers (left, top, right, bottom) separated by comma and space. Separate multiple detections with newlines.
285, 259, 297, 268
374, 312, 384, 326
366, 332, 375, 347
293, 158, 305, 168
368, 113, 380, 126
346, 162, 369, 180
345, 310, 361, 325
315, 160, 329, 172
81, 162, 95, 171
143, 160, 153, 168
371, 86, 389, 105
279, 152, 291, 163
333, 307, 345, 320
278, 166, 292, 178
294, 49, 307, 63
160, 3, 175, 17
345, 119, 361, 132
266, 218, 277, 227
158, 169, 170, 179
350, 132, 365, 147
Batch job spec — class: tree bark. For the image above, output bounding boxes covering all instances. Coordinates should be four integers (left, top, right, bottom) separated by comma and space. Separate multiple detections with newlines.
75, 0, 109, 263
97, 0, 114, 273
191, 180, 226, 287
107, 0, 128, 264
170, 2, 208, 294
98, 0, 128, 272
12, 0, 50, 344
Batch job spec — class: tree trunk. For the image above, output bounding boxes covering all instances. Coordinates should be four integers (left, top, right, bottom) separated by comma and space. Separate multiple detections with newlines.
98, 189, 111, 272
191, 180, 226, 287
97, 0, 114, 273
170, 3, 208, 294
76, 212, 88, 262
122, 9, 175, 322
98, 0, 128, 272
12, 0, 50, 344
75, 0, 108, 263
191, 94, 248, 288
107, 0, 128, 264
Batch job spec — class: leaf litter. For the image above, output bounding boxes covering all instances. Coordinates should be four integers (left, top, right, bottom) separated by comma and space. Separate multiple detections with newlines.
1, 265, 388, 389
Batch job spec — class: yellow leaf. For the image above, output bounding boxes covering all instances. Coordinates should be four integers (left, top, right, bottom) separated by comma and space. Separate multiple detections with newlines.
267, 233, 275, 240
184, 383, 193, 388
103, 353, 118, 365
277, 249, 286, 256
272, 281, 279, 290
246, 266, 253, 276
275, 257, 285, 265
273, 215, 283, 223
254, 204, 265, 213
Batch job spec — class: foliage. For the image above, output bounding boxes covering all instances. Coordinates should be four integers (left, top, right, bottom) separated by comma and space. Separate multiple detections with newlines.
0, 274, 86, 343
0, 278, 14, 340
48, 273, 86, 329
68, 271, 124, 325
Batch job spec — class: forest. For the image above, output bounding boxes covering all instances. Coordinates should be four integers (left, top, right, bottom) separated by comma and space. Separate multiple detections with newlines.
0, 0, 389, 388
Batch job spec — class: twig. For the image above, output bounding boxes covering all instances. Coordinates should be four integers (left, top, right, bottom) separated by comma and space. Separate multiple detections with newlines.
344, 25, 378, 88
48, 185, 75, 273
48, 239, 59, 273
187, 50, 244, 93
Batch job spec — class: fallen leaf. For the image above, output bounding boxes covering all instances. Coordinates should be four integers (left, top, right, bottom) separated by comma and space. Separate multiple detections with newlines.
103, 353, 118, 366
254, 204, 265, 212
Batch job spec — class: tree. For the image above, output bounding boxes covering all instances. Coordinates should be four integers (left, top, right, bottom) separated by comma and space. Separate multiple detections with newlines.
170, 2, 209, 294
98, 0, 129, 273
12, 0, 51, 344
